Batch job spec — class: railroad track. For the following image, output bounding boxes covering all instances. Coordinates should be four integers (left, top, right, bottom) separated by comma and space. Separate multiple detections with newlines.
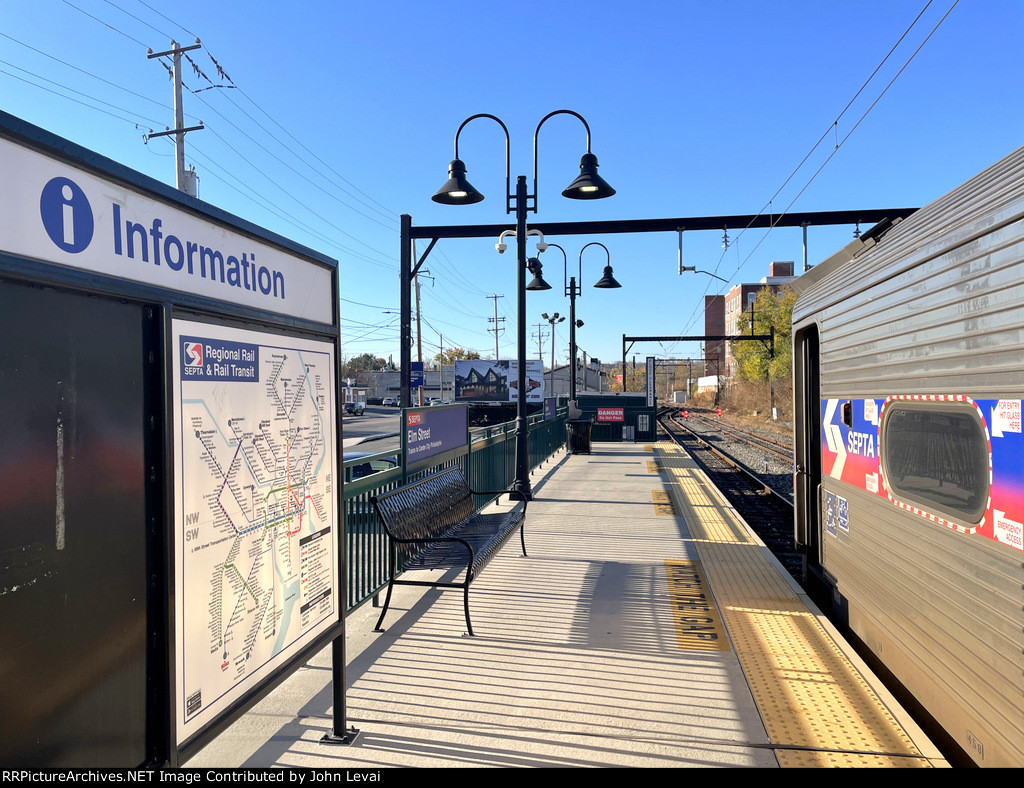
657, 410, 802, 581
687, 410, 793, 462
663, 407, 794, 498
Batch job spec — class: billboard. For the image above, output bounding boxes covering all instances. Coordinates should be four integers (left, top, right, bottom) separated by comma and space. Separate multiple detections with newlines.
454, 359, 544, 402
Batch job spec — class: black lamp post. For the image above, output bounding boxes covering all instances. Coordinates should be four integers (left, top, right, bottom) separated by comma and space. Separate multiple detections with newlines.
545, 242, 621, 404
432, 111, 614, 499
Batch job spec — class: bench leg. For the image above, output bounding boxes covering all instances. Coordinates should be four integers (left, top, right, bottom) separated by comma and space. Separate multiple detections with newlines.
463, 581, 474, 637
374, 578, 395, 632
520, 525, 528, 557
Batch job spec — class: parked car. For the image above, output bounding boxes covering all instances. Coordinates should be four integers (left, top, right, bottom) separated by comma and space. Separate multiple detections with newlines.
343, 401, 365, 416
381, 397, 397, 406
343, 452, 399, 482
430, 399, 454, 406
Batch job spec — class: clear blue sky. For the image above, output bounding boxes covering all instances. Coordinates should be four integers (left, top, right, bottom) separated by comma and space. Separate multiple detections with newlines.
2, 0, 1021, 370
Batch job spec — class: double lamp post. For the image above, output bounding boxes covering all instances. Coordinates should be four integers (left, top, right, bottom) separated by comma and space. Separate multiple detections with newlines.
431, 111, 615, 499
544, 241, 621, 402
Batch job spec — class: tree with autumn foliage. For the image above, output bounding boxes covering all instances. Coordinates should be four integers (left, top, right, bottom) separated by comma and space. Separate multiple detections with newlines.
434, 347, 481, 366
730, 286, 796, 382
606, 363, 647, 393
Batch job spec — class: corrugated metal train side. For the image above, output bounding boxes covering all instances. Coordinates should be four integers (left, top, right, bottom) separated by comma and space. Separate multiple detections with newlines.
791, 145, 1024, 767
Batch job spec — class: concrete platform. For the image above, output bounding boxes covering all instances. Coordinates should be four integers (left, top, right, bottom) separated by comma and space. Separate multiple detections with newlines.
189, 442, 946, 769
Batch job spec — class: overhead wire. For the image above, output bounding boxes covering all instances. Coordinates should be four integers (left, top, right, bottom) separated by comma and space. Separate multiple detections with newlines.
56, 0, 401, 256
9, 1, 427, 353
0, 64, 163, 129
668, 0, 959, 353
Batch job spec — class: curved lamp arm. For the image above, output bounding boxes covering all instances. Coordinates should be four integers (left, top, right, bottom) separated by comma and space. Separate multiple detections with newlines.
543, 243, 571, 295
579, 242, 611, 296
453, 114, 512, 213
532, 109, 593, 212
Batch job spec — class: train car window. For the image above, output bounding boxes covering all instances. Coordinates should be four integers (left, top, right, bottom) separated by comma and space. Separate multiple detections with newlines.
881, 403, 990, 524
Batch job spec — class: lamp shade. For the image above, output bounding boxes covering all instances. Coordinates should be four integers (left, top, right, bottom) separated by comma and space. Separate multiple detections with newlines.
594, 265, 622, 288
526, 258, 552, 291
432, 158, 484, 204
562, 152, 615, 200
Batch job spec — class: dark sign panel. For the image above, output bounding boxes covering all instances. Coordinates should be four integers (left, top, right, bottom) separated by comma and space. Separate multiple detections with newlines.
404, 405, 469, 464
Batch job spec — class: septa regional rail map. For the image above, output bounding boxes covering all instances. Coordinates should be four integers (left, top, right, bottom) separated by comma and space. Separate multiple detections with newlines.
172, 319, 338, 745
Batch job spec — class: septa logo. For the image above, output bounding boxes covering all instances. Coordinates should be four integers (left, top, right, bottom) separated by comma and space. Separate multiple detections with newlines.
39, 177, 94, 253
407, 413, 423, 426
184, 342, 203, 367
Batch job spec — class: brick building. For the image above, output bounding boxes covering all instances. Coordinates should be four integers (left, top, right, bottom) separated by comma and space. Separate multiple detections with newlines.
723, 261, 796, 377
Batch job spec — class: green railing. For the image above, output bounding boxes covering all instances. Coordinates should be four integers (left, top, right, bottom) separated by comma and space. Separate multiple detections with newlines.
343, 408, 568, 612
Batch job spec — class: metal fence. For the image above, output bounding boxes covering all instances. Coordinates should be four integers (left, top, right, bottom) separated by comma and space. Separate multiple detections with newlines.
343, 408, 568, 612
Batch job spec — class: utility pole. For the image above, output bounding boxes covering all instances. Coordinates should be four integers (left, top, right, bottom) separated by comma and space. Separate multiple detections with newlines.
414, 262, 432, 406
532, 324, 548, 364
486, 294, 505, 360
147, 39, 204, 195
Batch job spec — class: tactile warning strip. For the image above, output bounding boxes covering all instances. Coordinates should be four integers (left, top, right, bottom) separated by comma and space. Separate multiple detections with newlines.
654, 443, 932, 768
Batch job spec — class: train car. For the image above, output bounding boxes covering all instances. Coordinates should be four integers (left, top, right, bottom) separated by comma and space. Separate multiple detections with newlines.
791, 145, 1024, 767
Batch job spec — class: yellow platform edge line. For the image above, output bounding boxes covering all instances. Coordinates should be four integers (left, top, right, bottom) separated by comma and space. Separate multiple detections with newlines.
651, 443, 930, 766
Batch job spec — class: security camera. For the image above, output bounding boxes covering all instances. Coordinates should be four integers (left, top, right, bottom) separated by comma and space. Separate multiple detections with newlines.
496, 242, 507, 253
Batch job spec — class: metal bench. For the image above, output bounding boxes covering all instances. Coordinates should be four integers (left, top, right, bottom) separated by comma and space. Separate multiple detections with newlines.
370, 466, 528, 635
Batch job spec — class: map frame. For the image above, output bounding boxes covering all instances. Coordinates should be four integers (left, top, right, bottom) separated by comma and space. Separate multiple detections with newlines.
170, 317, 342, 750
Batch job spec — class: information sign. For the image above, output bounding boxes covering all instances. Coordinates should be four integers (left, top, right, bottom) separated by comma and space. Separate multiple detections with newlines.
0, 135, 334, 324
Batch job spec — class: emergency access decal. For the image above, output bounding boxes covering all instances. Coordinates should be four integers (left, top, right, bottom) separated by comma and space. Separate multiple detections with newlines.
821, 396, 1023, 551
823, 491, 849, 537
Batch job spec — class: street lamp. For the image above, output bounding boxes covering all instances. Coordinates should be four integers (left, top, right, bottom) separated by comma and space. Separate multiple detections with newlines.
545, 242, 622, 403
541, 312, 565, 396
432, 111, 615, 499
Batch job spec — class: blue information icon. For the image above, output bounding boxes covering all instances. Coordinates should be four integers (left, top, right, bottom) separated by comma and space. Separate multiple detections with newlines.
40, 176, 94, 253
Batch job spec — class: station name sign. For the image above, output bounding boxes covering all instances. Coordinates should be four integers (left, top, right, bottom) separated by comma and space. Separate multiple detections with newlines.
0, 134, 334, 324
405, 406, 469, 464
